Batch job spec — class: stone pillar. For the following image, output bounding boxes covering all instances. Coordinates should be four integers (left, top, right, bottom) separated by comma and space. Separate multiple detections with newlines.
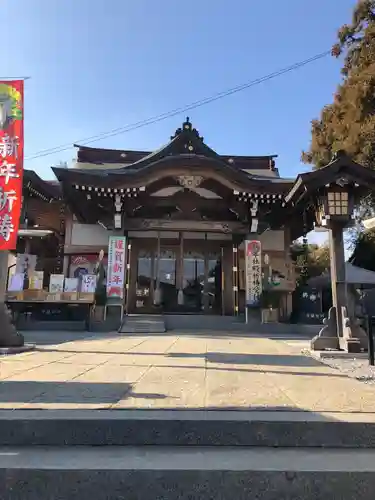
329, 222, 346, 338
0, 252, 24, 347
310, 221, 345, 351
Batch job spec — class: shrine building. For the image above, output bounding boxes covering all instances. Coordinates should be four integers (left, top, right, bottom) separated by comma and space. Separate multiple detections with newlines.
17, 118, 318, 321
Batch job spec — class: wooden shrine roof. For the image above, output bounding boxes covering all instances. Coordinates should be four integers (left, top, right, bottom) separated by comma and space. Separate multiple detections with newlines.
285, 151, 375, 206
23, 170, 61, 202
51, 118, 280, 190
74, 117, 277, 171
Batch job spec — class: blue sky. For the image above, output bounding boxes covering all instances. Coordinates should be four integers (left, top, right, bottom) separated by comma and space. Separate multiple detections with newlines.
3, 0, 357, 245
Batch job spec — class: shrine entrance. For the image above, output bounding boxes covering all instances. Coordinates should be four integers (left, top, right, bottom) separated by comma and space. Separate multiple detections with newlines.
130, 234, 224, 314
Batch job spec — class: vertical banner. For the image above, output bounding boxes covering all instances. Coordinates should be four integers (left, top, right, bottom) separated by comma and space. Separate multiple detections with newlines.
245, 240, 262, 306
106, 236, 126, 299
0, 80, 23, 250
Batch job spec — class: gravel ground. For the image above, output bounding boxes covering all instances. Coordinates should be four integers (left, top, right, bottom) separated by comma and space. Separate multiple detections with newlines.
309, 354, 375, 385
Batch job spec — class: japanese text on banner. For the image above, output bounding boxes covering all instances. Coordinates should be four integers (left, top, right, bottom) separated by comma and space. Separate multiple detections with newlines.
245, 240, 262, 306
0, 80, 24, 250
106, 236, 126, 299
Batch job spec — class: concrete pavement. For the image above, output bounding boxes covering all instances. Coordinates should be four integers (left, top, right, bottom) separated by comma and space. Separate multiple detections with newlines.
0, 331, 374, 412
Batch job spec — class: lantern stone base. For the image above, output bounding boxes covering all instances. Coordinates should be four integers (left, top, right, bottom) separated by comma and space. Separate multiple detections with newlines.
261, 308, 278, 324
311, 306, 340, 351
0, 302, 24, 348
311, 306, 368, 352
341, 306, 368, 351
345, 339, 361, 353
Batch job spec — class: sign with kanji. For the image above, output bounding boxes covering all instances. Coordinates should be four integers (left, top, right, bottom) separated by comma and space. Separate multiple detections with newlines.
81, 274, 96, 293
0, 80, 23, 250
245, 240, 262, 306
106, 236, 126, 299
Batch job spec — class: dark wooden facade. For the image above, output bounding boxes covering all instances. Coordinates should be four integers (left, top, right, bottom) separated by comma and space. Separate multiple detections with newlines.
15, 171, 62, 285
22, 118, 340, 317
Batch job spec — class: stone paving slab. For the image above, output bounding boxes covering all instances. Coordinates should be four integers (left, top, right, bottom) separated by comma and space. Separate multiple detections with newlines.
2, 445, 375, 471
1, 331, 375, 412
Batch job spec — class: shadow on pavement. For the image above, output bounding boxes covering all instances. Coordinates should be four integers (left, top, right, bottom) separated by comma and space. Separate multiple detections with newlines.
0, 381, 171, 404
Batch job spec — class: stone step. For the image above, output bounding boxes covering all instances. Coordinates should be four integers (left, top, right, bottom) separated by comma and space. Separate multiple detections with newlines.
119, 314, 166, 333
2, 410, 375, 448
163, 314, 321, 334
1, 445, 375, 499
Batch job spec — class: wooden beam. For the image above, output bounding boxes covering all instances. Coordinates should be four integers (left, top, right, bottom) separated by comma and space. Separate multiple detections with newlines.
137, 193, 235, 211
145, 177, 181, 194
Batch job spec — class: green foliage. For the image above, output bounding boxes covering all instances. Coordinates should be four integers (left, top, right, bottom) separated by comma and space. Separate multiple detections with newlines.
291, 241, 330, 280
349, 228, 375, 271
302, 0, 375, 169
302, 1, 375, 270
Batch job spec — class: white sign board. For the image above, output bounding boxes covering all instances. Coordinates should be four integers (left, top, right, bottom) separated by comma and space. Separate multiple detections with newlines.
106, 236, 126, 299
245, 240, 262, 306
49, 274, 64, 293
64, 278, 79, 293
81, 274, 96, 293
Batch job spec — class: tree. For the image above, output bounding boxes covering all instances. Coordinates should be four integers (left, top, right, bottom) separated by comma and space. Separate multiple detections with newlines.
302, 0, 375, 169
302, 1, 375, 270
290, 241, 330, 281
349, 230, 375, 270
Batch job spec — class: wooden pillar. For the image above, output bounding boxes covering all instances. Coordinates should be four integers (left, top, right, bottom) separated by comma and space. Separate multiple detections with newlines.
154, 231, 161, 305
124, 233, 131, 315
128, 239, 138, 313
222, 245, 233, 315
62, 255, 69, 277
203, 234, 209, 313
220, 246, 225, 316
232, 240, 239, 316
177, 232, 184, 306
24, 238, 31, 254
55, 202, 66, 274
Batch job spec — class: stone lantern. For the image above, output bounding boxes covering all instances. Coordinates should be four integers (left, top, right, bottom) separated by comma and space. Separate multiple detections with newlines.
284, 150, 375, 352
314, 183, 354, 229
311, 179, 357, 349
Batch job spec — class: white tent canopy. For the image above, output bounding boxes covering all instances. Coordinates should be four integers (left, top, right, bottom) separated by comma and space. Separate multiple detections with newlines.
307, 262, 375, 288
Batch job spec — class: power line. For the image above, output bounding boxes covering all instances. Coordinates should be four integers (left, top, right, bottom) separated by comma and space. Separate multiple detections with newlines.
25, 50, 331, 161
0, 76, 31, 80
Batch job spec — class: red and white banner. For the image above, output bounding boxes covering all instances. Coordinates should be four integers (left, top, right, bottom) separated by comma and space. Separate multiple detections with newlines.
0, 80, 24, 250
106, 236, 126, 299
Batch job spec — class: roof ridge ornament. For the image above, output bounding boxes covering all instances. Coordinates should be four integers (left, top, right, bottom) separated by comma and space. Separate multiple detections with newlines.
332, 149, 348, 161
170, 117, 204, 141
176, 175, 204, 189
